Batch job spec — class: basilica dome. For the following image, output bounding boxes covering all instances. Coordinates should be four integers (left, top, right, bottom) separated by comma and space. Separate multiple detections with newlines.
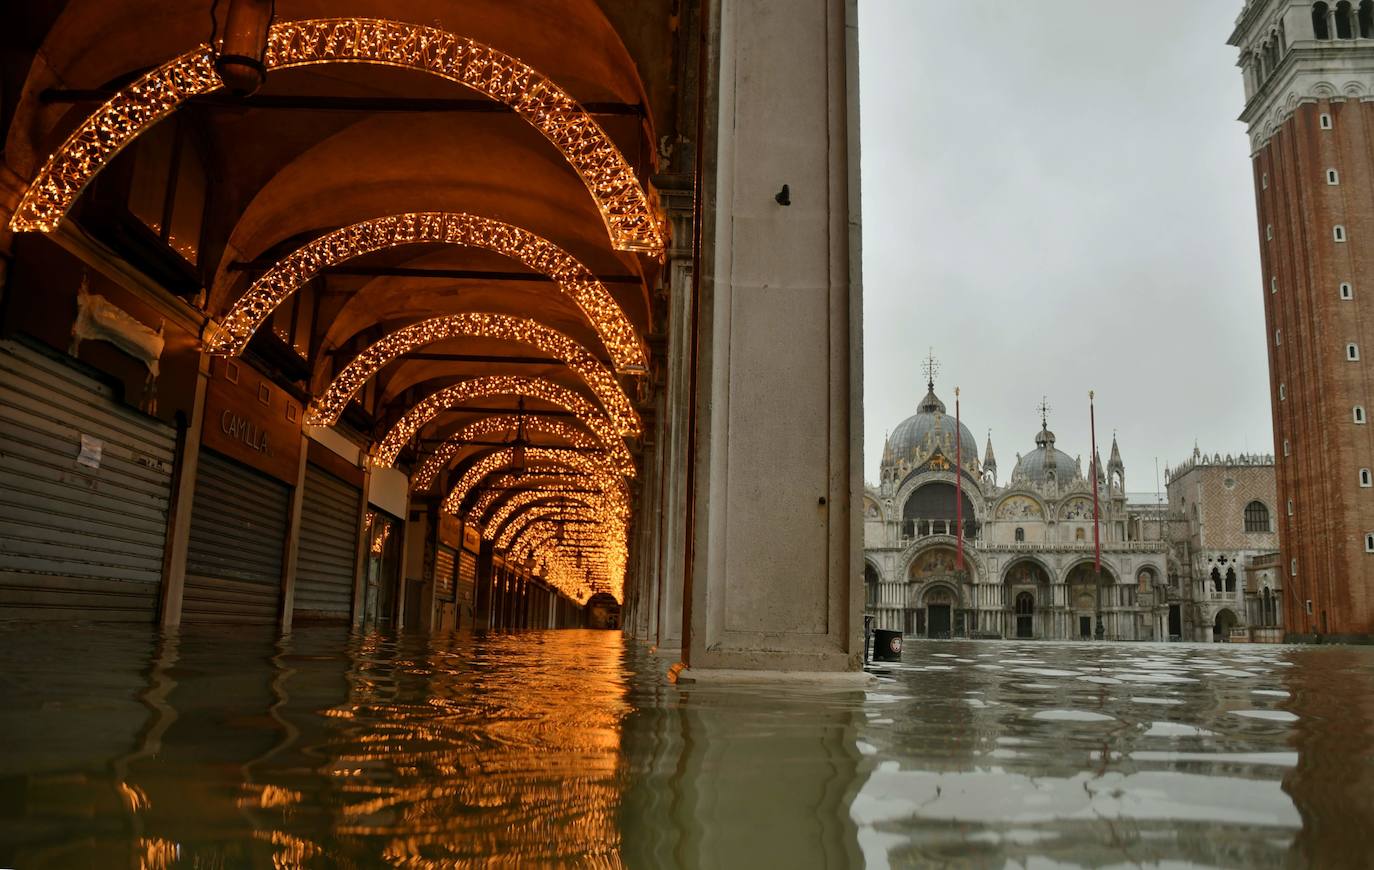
1011, 427, 1080, 485
883, 386, 979, 473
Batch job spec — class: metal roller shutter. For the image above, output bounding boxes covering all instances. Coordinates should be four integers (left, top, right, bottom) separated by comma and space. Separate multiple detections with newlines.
458, 549, 476, 611
294, 463, 361, 619
183, 450, 289, 623
0, 340, 175, 620
435, 545, 456, 602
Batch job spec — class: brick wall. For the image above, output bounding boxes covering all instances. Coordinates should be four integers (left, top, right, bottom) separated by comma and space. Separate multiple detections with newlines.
1253, 100, 1374, 636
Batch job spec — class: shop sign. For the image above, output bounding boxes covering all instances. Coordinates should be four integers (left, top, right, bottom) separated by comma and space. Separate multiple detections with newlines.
202, 357, 302, 484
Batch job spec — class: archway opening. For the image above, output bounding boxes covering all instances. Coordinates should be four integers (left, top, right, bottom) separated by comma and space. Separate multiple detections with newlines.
902, 482, 978, 541
1213, 608, 1239, 642
1014, 591, 1034, 639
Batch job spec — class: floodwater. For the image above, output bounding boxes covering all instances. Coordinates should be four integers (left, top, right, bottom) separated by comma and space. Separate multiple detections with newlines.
2, 626, 1373, 868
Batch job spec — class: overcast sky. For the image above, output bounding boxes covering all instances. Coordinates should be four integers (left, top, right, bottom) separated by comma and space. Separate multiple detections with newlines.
858, 0, 1271, 494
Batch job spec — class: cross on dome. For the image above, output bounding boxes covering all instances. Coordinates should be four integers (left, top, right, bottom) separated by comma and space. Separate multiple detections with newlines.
922, 348, 940, 391
1036, 396, 1052, 430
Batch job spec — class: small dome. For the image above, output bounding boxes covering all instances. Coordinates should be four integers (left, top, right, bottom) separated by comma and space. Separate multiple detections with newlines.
883, 386, 979, 475
1012, 427, 1079, 485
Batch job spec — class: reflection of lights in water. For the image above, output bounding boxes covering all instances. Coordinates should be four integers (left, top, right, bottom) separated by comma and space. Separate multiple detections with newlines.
136, 837, 179, 869
236, 633, 630, 864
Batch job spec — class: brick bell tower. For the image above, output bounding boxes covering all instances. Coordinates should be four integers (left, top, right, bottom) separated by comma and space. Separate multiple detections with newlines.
1229, 1, 1374, 640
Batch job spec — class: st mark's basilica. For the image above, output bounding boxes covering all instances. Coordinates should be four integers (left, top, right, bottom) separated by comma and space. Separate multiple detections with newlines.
863, 357, 1279, 643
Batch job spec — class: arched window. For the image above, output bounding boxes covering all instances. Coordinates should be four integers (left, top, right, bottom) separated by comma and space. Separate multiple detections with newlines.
1337, 1, 1354, 38
1225, 567, 1237, 593
1075, 528, 1086, 542
1015, 527, 1025, 542
1315, 2, 1332, 38
1211, 566, 1223, 591
1360, 0, 1373, 37
1244, 500, 1270, 532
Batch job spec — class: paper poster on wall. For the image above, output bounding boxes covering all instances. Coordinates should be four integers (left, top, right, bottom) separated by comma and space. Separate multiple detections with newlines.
77, 434, 103, 469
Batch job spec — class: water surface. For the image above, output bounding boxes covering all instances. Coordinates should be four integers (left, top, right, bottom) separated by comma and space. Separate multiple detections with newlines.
2, 624, 1372, 867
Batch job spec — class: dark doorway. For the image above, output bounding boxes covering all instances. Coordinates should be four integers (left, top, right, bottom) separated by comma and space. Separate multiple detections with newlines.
1079, 616, 1092, 639
1015, 591, 1034, 638
904, 608, 915, 635
1168, 604, 1182, 639
928, 605, 951, 638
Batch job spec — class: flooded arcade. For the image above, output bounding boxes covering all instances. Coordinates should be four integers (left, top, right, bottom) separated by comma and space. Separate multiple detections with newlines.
3, 627, 1374, 866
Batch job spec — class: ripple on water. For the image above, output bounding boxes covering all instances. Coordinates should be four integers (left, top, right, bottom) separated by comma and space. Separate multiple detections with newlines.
1012, 667, 1081, 677
1231, 709, 1299, 722
1143, 722, 1216, 738
1032, 709, 1115, 723
1131, 697, 1183, 705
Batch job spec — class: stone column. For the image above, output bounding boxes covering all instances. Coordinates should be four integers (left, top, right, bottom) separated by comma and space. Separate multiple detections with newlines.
158, 351, 211, 628
278, 433, 310, 633
474, 540, 494, 631
350, 467, 372, 627
682, 0, 863, 678
653, 186, 696, 658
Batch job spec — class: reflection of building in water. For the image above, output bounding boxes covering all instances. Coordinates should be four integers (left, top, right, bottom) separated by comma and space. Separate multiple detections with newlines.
864, 371, 1170, 641
864, 368, 1282, 642
1165, 449, 1283, 642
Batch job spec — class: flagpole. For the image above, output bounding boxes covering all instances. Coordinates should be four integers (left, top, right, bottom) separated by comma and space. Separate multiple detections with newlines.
1090, 390, 1103, 640
955, 387, 964, 573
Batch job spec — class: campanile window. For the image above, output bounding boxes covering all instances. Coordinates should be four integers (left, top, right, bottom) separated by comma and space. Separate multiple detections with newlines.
1335, 225, 1347, 242
1341, 283, 1354, 300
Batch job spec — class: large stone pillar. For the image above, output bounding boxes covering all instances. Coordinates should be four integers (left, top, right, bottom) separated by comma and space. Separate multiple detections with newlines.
683, 0, 863, 677
654, 187, 695, 658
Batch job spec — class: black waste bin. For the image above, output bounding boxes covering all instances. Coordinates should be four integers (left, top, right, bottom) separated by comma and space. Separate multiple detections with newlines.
873, 629, 903, 662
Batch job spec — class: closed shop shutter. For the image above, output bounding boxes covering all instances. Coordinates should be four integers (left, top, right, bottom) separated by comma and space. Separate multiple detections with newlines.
457, 549, 477, 611
0, 340, 175, 620
435, 545, 456, 602
294, 463, 360, 620
183, 450, 289, 623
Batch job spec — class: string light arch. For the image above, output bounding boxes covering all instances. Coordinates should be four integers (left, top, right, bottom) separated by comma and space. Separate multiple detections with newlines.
485, 492, 617, 542
474, 483, 609, 533
8, 18, 666, 255
208, 212, 647, 371
466, 472, 607, 525
305, 313, 641, 434
384, 378, 634, 475
498, 506, 608, 551
442, 446, 627, 517
413, 415, 631, 491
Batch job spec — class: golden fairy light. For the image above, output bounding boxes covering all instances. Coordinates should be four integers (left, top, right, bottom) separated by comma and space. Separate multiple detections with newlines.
381, 377, 634, 474
305, 313, 641, 435
465, 472, 604, 523
498, 507, 606, 550
208, 212, 647, 372
442, 447, 626, 516
487, 494, 619, 545
8, 19, 666, 256
480, 488, 616, 539
412, 414, 633, 490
